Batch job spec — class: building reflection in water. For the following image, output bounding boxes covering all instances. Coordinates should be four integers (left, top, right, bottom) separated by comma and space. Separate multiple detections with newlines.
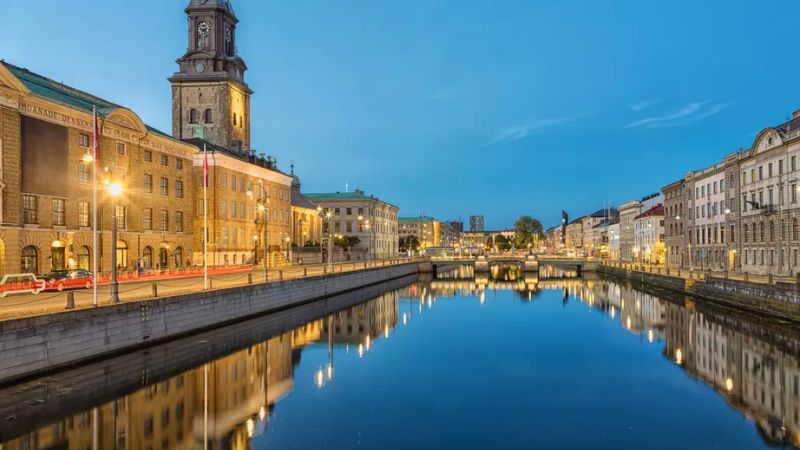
2, 274, 799, 449
0, 292, 399, 450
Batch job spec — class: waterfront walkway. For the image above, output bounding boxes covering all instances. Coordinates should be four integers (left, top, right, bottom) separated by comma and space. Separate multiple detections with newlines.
601, 260, 800, 285
0, 259, 411, 321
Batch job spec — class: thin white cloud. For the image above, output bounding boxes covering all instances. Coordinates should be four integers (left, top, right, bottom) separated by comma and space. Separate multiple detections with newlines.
625, 101, 732, 129
429, 86, 458, 100
487, 114, 583, 145
628, 99, 659, 112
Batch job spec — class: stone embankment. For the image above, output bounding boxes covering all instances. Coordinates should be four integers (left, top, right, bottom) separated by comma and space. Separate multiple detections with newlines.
598, 263, 800, 321
0, 262, 420, 386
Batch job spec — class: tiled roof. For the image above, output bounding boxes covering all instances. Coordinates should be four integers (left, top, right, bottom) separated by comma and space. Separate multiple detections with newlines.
634, 204, 664, 220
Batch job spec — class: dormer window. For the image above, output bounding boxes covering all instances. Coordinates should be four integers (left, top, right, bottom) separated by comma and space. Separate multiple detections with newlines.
768, 137, 774, 145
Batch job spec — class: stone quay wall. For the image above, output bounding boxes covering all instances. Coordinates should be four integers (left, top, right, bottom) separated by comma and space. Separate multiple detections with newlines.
597, 264, 800, 321
0, 263, 420, 386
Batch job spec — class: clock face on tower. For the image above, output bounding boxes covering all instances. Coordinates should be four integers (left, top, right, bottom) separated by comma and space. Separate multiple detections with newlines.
196, 63, 205, 73
198, 21, 210, 37
197, 21, 211, 49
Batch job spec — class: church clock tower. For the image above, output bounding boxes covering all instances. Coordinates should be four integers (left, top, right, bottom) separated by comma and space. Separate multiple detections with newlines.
170, 0, 251, 151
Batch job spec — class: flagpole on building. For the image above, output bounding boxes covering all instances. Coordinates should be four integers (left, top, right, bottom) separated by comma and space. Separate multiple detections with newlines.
203, 143, 209, 290
91, 106, 99, 306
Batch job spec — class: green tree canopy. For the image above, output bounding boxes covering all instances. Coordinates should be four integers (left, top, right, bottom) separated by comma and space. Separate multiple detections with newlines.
399, 235, 420, 251
335, 235, 361, 249
514, 216, 544, 247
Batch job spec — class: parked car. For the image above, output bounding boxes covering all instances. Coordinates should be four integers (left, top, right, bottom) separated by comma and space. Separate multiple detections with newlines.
0, 273, 46, 297
43, 269, 94, 291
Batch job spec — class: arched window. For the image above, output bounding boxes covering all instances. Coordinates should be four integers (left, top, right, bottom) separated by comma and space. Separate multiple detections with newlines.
233, 112, 237, 125
769, 221, 775, 242
189, 109, 198, 124
142, 246, 153, 270
117, 241, 128, 269
793, 218, 799, 241
77, 246, 90, 270
204, 109, 213, 124
758, 222, 764, 242
174, 247, 184, 268
21, 246, 38, 274
743, 224, 748, 243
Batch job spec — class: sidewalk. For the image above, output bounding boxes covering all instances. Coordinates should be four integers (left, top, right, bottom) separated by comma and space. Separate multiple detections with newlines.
599, 260, 799, 286
0, 259, 412, 321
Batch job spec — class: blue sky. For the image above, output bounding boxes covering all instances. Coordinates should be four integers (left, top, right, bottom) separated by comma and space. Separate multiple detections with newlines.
2, 1, 799, 229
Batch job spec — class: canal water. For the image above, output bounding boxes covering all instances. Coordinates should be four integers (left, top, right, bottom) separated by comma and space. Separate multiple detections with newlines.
1, 268, 798, 449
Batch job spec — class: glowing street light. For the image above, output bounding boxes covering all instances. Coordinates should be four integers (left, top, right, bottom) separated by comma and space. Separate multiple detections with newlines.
108, 180, 124, 303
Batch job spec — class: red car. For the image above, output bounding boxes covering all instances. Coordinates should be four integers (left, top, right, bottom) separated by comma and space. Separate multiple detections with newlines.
43, 269, 94, 291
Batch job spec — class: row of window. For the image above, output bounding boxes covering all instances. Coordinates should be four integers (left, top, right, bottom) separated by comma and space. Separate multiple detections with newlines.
142, 209, 185, 232
330, 206, 398, 221
21, 195, 184, 232
695, 200, 728, 219
189, 108, 214, 125
695, 178, 726, 199
215, 173, 291, 202
143, 174, 185, 198
742, 156, 797, 185
79, 135, 187, 170
741, 184, 798, 212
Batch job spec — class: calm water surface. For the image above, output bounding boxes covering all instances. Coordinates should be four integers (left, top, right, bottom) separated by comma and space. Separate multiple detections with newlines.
1, 268, 799, 449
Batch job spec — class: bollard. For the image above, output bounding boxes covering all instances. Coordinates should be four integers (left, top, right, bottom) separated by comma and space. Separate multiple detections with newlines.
304, 267, 308, 277
66, 291, 75, 310
152, 283, 158, 298
279, 270, 283, 280
248, 273, 253, 285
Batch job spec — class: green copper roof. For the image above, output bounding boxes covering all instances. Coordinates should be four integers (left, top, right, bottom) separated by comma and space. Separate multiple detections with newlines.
399, 216, 436, 223
2, 61, 177, 142
304, 192, 398, 209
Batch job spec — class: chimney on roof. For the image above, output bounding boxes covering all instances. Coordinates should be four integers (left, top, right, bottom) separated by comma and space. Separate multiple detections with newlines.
355, 189, 365, 195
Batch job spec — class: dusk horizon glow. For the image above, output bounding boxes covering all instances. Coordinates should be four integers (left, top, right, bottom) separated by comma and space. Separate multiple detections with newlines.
2, 0, 799, 228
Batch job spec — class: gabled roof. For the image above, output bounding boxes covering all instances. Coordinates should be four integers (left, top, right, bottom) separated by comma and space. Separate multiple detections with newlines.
304, 192, 398, 209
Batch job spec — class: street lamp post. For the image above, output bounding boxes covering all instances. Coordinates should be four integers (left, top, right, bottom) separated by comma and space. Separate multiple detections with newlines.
108, 180, 123, 303
248, 182, 269, 281
319, 207, 333, 271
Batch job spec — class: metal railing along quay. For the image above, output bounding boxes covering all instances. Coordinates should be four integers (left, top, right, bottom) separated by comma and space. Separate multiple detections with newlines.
0, 258, 415, 321
599, 260, 800, 286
